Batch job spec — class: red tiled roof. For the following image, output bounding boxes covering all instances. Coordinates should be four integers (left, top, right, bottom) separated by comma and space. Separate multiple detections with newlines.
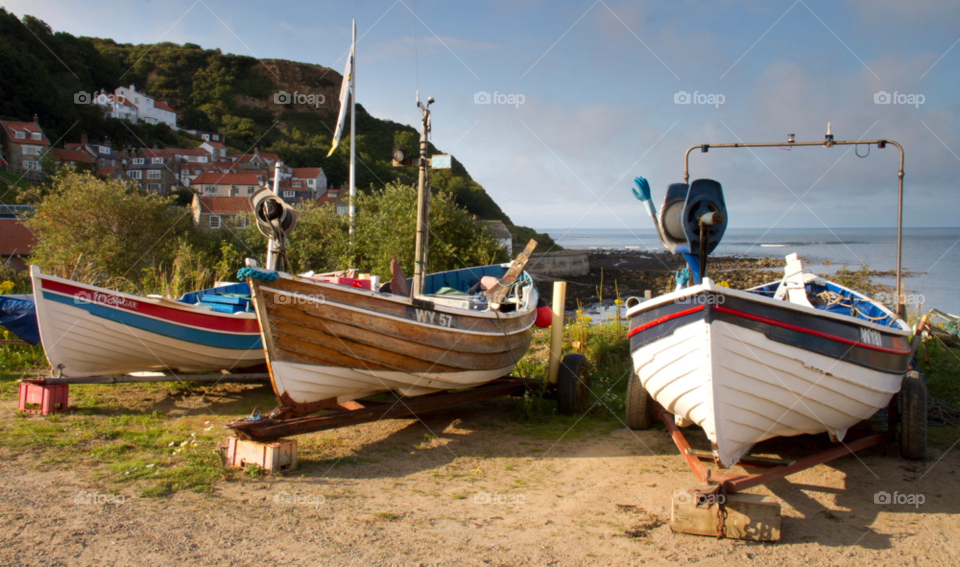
154, 101, 176, 113
193, 172, 264, 186
0, 220, 37, 256
51, 148, 93, 163
98, 167, 118, 176
291, 167, 322, 179
316, 190, 341, 206
258, 152, 279, 160
197, 197, 253, 214
173, 147, 209, 156
202, 141, 227, 150
0, 121, 49, 146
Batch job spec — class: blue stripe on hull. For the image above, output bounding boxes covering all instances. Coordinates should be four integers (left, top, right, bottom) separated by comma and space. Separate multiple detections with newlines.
41, 291, 261, 351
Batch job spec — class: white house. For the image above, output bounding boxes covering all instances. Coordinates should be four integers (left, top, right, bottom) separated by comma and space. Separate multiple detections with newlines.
200, 141, 228, 160
113, 85, 177, 128
289, 167, 327, 199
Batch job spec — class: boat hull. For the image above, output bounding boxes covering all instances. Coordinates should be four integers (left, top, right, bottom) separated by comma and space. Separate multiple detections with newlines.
31, 267, 263, 377
628, 282, 912, 468
249, 271, 537, 405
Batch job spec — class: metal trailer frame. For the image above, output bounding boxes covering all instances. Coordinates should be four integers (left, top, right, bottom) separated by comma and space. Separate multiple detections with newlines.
660, 396, 897, 493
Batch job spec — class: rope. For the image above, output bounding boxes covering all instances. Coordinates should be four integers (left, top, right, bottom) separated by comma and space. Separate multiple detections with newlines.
237, 266, 279, 282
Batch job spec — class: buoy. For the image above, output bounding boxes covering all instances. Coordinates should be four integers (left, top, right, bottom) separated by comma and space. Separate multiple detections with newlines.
534, 298, 552, 328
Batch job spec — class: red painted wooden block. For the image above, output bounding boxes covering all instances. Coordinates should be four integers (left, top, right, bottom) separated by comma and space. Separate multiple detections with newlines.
17, 382, 69, 415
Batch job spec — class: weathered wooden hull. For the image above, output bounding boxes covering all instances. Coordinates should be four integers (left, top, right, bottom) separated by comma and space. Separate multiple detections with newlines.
249, 270, 537, 404
30, 267, 263, 377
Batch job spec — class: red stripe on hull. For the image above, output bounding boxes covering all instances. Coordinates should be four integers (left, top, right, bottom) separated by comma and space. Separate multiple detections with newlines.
627, 305, 704, 339
713, 304, 911, 355
39, 278, 259, 334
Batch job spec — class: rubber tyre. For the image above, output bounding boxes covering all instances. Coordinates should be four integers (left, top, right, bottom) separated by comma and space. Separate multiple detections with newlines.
900, 376, 927, 460
625, 368, 655, 430
557, 353, 590, 415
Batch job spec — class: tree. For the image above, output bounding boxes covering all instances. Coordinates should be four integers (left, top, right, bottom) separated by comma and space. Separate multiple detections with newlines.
24, 171, 193, 290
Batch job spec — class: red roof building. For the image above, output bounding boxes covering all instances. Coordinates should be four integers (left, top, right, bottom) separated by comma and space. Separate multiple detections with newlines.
0, 219, 37, 270
191, 195, 253, 230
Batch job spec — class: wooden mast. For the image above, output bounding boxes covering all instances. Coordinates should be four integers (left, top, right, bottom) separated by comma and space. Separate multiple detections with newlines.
412, 94, 433, 297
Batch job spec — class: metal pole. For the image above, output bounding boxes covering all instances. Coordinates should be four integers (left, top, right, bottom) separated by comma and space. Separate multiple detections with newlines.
266, 160, 282, 270
348, 19, 357, 238
682, 138, 905, 316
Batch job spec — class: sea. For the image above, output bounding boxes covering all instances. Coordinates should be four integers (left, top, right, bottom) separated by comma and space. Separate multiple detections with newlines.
539, 227, 960, 316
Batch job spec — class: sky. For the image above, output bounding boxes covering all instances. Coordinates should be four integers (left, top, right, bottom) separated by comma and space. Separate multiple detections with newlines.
5, 0, 960, 232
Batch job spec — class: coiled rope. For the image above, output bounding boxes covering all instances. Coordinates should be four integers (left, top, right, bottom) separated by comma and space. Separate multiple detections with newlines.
237, 266, 279, 282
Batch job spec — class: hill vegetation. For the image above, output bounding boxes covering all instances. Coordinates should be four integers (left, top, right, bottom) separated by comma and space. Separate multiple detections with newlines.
0, 9, 554, 249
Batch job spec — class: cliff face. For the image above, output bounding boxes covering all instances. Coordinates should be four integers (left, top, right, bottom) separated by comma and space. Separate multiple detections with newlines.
243, 59, 343, 115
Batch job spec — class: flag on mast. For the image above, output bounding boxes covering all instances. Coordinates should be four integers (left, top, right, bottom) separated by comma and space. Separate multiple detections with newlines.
327, 41, 354, 157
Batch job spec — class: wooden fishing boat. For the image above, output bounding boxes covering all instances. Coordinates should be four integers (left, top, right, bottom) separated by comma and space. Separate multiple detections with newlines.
238, 93, 539, 415
30, 266, 263, 377
627, 255, 914, 468
246, 260, 538, 410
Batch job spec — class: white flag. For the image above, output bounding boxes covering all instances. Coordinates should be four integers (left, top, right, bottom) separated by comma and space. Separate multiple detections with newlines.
327, 46, 354, 157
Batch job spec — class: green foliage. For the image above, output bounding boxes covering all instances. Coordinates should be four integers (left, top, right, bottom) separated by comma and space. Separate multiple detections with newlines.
23, 172, 193, 290
920, 338, 960, 406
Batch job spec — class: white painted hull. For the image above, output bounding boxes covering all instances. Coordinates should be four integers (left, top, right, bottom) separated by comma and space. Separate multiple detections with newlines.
271, 361, 518, 405
632, 318, 903, 468
32, 268, 263, 377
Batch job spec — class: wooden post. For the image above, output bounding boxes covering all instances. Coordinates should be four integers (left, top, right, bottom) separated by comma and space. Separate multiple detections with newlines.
547, 281, 566, 384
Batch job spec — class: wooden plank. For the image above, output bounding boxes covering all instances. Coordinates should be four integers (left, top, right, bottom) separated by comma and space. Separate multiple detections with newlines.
486, 239, 538, 308
671, 490, 781, 541
228, 379, 528, 440
23, 373, 270, 385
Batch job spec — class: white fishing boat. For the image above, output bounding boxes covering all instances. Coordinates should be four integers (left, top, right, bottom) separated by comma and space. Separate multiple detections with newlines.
30, 267, 263, 377
626, 134, 923, 467
627, 257, 913, 468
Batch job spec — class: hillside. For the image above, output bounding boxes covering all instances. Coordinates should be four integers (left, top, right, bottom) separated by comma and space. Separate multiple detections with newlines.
0, 9, 554, 248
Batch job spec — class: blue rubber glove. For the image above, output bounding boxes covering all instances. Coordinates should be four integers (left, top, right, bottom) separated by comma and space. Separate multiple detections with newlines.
632, 176, 657, 218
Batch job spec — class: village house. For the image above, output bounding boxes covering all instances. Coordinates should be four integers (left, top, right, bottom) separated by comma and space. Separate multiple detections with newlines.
191, 171, 265, 197
66, 134, 124, 171
290, 167, 327, 198
95, 91, 139, 122
96, 166, 131, 183
0, 116, 49, 171
317, 188, 349, 215
199, 141, 228, 160
0, 206, 36, 271
191, 195, 253, 230
50, 148, 94, 170
179, 162, 223, 187
165, 147, 210, 163
185, 130, 226, 145
124, 149, 181, 193
112, 85, 177, 128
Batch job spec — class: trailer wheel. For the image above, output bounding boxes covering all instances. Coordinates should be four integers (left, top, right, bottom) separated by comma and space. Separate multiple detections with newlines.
557, 353, 590, 415
900, 376, 927, 460
626, 368, 655, 430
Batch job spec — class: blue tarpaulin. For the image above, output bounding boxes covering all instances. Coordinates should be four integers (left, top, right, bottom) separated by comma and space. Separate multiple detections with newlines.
0, 294, 39, 344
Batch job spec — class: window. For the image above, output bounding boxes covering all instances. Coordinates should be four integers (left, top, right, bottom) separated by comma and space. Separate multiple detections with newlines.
209, 215, 221, 229
22, 160, 39, 171
202, 134, 210, 141
230, 186, 238, 196
147, 183, 161, 191
204, 186, 217, 194
31, 132, 42, 140
147, 170, 161, 179
133, 158, 144, 165
308, 179, 315, 186
246, 187, 255, 195
152, 157, 163, 164
293, 181, 302, 188
98, 146, 109, 153
14, 131, 25, 139
128, 171, 142, 179
283, 191, 295, 198
212, 134, 220, 141
237, 217, 247, 228
336, 205, 348, 215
